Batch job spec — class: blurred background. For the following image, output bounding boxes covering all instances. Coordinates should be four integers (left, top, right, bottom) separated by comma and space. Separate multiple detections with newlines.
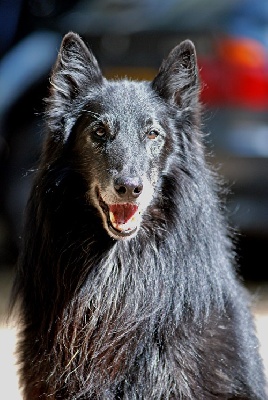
0, 0, 268, 397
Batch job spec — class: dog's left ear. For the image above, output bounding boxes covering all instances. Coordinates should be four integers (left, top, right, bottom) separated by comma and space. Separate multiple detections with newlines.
50, 32, 103, 96
152, 40, 199, 109
46, 32, 103, 140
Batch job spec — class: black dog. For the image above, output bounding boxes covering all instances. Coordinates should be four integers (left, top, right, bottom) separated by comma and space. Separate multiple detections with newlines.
12, 32, 267, 399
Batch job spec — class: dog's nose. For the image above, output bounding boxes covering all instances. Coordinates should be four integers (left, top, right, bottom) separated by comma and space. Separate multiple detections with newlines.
114, 176, 143, 199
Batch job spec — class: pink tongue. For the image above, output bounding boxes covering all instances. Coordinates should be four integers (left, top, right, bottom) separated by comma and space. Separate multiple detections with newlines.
109, 204, 138, 225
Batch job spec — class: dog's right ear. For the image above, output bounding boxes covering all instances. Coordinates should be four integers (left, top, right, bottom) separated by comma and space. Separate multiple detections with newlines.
46, 32, 103, 140
152, 40, 200, 110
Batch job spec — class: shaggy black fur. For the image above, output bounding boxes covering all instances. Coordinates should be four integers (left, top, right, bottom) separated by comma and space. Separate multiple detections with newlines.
12, 32, 267, 399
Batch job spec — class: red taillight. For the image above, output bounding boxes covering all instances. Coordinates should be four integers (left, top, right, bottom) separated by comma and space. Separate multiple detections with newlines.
199, 38, 268, 110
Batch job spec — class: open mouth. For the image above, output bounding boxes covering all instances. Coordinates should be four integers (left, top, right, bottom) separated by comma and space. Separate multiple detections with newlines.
96, 189, 141, 238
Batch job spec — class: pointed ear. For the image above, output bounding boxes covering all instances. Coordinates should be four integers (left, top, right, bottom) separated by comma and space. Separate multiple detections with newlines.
152, 40, 200, 109
46, 32, 103, 140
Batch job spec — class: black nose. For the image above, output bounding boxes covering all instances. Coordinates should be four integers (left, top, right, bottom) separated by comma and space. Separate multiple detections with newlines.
114, 176, 143, 199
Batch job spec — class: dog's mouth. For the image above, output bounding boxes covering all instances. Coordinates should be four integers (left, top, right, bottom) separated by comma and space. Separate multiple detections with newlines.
96, 189, 141, 239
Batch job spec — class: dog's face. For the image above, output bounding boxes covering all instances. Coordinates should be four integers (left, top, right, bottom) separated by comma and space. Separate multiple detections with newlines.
46, 33, 200, 240
72, 81, 168, 239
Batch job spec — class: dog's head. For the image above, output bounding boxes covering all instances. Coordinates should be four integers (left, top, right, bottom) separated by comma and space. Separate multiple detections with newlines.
45, 32, 200, 240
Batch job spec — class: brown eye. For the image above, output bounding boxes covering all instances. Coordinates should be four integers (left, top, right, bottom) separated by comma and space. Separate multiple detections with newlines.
93, 126, 107, 139
147, 129, 159, 140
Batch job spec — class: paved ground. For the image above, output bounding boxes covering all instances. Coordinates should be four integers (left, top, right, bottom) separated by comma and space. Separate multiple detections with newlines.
0, 268, 267, 398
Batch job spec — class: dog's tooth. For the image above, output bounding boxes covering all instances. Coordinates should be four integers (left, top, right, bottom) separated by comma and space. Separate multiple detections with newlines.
109, 211, 115, 224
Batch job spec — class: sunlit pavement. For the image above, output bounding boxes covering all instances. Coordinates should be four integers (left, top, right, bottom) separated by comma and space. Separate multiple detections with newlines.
0, 327, 21, 399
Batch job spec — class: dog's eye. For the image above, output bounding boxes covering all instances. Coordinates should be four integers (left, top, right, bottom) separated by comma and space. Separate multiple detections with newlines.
93, 126, 107, 139
147, 130, 159, 140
